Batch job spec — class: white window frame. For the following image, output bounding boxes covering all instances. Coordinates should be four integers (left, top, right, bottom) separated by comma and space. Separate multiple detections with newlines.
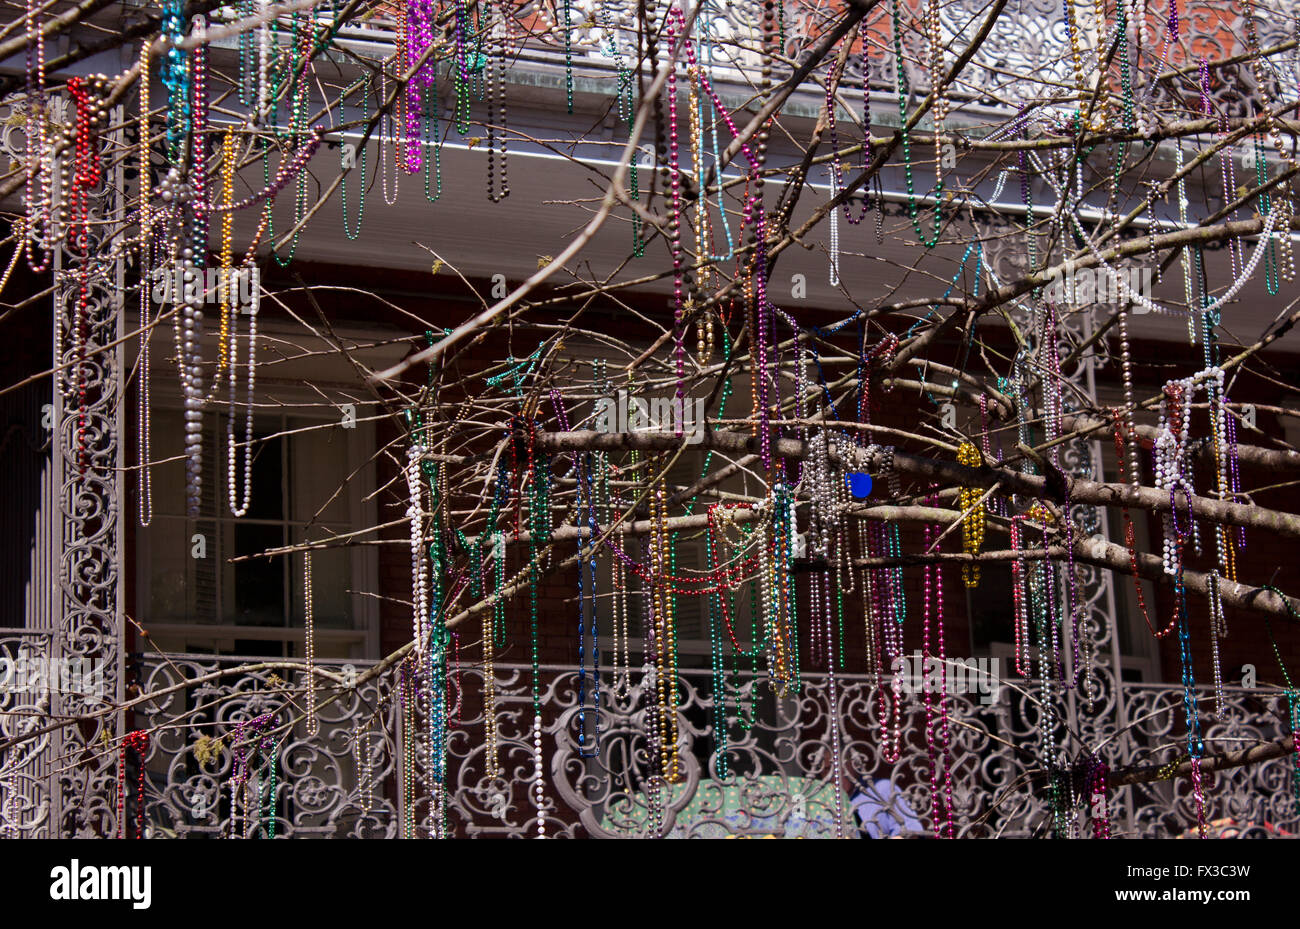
129, 319, 389, 661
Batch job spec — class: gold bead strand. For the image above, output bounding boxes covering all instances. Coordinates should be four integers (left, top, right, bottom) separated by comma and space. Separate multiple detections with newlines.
1092, 0, 1111, 131
217, 130, 236, 378
650, 485, 671, 783
481, 583, 501, 778
303, 549, 318, 737
660, 485, 680, 784
957, 441, 985, 586
926, 0, 948, 197
138, 41, 154, 529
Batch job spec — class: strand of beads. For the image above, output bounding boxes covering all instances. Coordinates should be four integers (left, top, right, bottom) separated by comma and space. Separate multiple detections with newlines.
116, 730, 150, 839
479, 628, 501, 777
956, 441, 985, 586
665, 22, 689, 416
420, 75, 445, 202
267, 29, 309, 268
530, 711, 546, 838
1086, 754, 1112, 839
351, 720, 374, 815
1154, 368, 1233, 585
824, 31, 871, 227
206, 117, 322, 209
1206, 373, 1232, 713
518, 417, 550, 836
183, 17, 210, 513
1206, 369, 1233, 575
339, 81, 368, 239
479, 532, 502, 779
215, 131, 236, 384
925, 0, 948, 196
603, 3, 642, 253
303, 549, 318, 737
419, 390, 451, 815
820, 566, 847, 838
66, 75, 110, 476
404, 0, 434, 173
235, 0, 254, 106
0, 218, 26, 300
828, 170, 841, 286
705, 507, 732, 774
23, 0, 52, 272
1226, 411, 1244, 553
1242, 0, 1300, 278
379, 72, 399, 206
137, 275, 154, 527
685, 65, 712, 335
253, 0, 271, 119
156, 171, 208, 520
889, 0, 943, 247
1154, 382, 1186, 577
864, 509, 906, 764
923, 519, 956, 838
389, 0, 406, 167
638, 532, 667, 833
453, 0, 470, 134
218, 133, 258, 520
486, 12, 510, 202
1026, 508, 1062, 766
427, 627, 449, 837
1255, 585, 1300, 815
161, 0, 192, 161
136, 43, 155, 528
228, 714, 268, 838
407, 443, 429, 654
650, 484, 680, 781
1291, 690, 1300, 817
1110, 411, 1169, 638
1175, 562, 1208, 838
225, 261, 259, 517
1010, 515, 1032, 676
776, 482, 800, 689
398, 664, 415, 838
1116, 304, 1142, 481
552, 390, 601, 757
612, 523, 633, 697
260, 735, 280, 838
658, 3, 764, 447
1206, 569, 1226, 716
879, 566, 904, 765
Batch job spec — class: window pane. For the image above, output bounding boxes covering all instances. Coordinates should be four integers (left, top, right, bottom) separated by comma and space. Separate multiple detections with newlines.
149, 408, 188, 518
228, 521, 287, 626
140, 408, 364, 645
145, 517, 194, 620
243, 421, 284, 522
290, 419, 352, 525
291, 543, 354, 630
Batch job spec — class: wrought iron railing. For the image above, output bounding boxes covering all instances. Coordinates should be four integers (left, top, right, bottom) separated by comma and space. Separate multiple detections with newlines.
75, 655, 1299, 839
289, 0, 1300, 117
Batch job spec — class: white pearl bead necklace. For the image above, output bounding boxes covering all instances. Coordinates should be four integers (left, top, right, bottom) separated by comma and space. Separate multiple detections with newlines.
226, 272, 259, 517
407, 444, 429, 654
